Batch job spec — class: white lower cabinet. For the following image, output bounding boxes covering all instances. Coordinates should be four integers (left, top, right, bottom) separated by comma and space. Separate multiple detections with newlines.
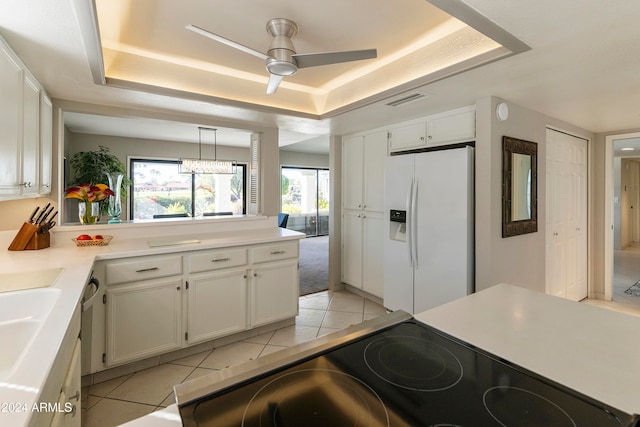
342, 210, 364, 289
341, 210, 384, 298
362, 212, 384, 297
106, 278, 183, 367
50, 338, 81, 427
250, 259, 299, 327
97, 238, 300, 370
186, 268, 248, 345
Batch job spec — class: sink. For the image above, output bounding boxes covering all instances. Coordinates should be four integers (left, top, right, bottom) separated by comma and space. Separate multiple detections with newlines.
0, 287, 61, 380
0, 267, 64, 293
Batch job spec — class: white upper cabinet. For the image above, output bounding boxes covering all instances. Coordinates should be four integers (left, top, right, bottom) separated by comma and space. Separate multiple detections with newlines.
362, 130, 387, 212
387, 106, 476, 153
342, 135, 365, 210
39, 94, 53, 195
426, 106, 476, 147
342, 131, 387, 212
0, 42, 23, 197
21, 74, 40, 196
0, 35, 52, 200
388, 122, 427, 152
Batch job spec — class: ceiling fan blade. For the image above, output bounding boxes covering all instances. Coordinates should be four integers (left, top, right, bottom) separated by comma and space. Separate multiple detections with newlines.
186, 24, 270, 61
266, 74, 284, 94
293, 49, 377, 69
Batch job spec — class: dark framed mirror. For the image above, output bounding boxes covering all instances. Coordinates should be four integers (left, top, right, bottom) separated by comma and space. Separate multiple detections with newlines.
502, 136, 537, 237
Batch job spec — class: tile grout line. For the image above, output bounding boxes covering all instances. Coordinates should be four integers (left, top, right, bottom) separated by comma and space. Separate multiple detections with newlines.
85, 291, 386, 424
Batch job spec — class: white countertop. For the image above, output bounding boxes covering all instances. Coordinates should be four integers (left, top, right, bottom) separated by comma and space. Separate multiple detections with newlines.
119, 283, 640, 425
416, 283, 640, 416
0, 217, 304, 426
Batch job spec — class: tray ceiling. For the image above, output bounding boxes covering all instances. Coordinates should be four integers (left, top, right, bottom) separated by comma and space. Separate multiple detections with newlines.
92, 0, 526, 117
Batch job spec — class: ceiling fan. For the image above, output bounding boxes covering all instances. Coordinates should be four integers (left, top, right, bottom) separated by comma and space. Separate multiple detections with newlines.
186, 18, 377, 94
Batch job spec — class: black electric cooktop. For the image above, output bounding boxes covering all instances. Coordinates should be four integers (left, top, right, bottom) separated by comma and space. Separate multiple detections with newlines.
179, 320, 635, 426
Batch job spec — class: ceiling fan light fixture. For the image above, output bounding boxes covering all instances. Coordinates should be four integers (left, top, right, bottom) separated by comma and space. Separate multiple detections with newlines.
187, 18, 377, 95
266, 59, 297, 76
180, 127, 237, 175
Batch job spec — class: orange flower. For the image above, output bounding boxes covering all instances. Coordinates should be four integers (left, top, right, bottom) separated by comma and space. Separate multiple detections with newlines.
65, 183, 114, 202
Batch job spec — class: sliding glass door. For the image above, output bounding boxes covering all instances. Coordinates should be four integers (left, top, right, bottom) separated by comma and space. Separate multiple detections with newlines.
281, 167, 329, 236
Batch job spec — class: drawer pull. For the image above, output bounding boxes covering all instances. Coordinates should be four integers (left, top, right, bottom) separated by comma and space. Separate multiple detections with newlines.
211, 257, 231, 262
135, 267, 159, 273
270, 250, 286, 255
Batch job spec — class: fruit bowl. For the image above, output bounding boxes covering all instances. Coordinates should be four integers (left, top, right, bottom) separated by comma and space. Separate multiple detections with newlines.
72, 235, 113, 247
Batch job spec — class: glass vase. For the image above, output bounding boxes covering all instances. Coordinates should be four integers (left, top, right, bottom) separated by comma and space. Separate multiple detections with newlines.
79, 201, 100, 225
107, 173, 123, 223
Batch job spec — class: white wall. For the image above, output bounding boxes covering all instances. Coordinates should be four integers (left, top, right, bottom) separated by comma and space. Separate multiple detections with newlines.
475, 96, 594, 293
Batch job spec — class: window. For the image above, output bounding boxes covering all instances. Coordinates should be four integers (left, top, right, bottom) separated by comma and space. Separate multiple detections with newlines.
130, 159, 246, 220
281, 167, 329, 236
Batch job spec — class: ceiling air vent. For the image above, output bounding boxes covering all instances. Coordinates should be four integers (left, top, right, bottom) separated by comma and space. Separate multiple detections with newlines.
385, 92, 429, 107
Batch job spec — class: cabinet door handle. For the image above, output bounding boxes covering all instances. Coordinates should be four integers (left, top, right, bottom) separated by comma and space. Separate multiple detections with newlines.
270, 250, 285, 255
211, 257, 231, 262
68, 390, 80, 401
361, 215, 366, 219
253, 273, 258, 277
135, 267, 159, 273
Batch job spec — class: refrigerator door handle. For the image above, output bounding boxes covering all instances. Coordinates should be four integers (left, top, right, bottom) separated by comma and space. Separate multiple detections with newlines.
406, 179, 414, 267
411, 178, 419, 268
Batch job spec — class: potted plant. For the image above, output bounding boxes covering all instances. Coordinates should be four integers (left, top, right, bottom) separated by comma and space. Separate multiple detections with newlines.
67, 146, 131, 219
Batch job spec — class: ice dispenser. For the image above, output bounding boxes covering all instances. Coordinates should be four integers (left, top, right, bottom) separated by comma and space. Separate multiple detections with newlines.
389, 209, 407, 242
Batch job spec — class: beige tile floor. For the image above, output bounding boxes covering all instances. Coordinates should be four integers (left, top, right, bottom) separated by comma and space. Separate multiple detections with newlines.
81, 290, 387, 427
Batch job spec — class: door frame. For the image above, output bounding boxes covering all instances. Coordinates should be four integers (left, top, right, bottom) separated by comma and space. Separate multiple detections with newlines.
604, 131, 640, 301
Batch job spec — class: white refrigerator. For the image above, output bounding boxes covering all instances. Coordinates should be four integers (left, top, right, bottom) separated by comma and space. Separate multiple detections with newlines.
383, 146, 474, 314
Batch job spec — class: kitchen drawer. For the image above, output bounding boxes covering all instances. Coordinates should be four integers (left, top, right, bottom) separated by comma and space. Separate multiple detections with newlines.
105, 255, 183, 285
190, 247, 248, 273
252, 241, 299, 264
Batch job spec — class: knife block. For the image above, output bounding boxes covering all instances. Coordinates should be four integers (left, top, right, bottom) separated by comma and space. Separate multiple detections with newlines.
8, 222, 50, 251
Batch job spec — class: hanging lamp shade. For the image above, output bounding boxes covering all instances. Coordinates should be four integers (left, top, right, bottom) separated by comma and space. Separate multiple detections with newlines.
180, 127, 236, 174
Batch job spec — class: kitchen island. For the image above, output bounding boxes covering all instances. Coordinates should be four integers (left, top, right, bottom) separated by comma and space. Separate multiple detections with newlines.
0, 215, 304, 427
416, 283, 640, 417
126, 283, 640, 426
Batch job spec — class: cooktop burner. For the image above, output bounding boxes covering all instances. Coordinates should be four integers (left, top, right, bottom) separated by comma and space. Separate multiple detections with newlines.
178, 318, 633, 426
483, 386, 576, 427
364, 335, 463, 391
242, 369, 389, 427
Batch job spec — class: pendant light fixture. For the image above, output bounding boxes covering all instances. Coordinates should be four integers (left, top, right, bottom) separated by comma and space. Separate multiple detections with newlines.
180, 127, 236, 174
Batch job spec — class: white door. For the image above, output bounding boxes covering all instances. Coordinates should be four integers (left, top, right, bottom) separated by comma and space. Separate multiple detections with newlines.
362, 211, 384, 298
106, 278, 183, 366
383, 154, 415, 312
546, 129, 588, 301
413, 147, 473, 313
342, 210, 363, 288
342, 135, 364, 210
251, 260, 299, 327
187, 269, 247, 344
362, 130, 388, 212
0, 45, 22, 196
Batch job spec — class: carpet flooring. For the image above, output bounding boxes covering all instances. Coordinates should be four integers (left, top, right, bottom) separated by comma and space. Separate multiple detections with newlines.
299, 235, 329, 296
